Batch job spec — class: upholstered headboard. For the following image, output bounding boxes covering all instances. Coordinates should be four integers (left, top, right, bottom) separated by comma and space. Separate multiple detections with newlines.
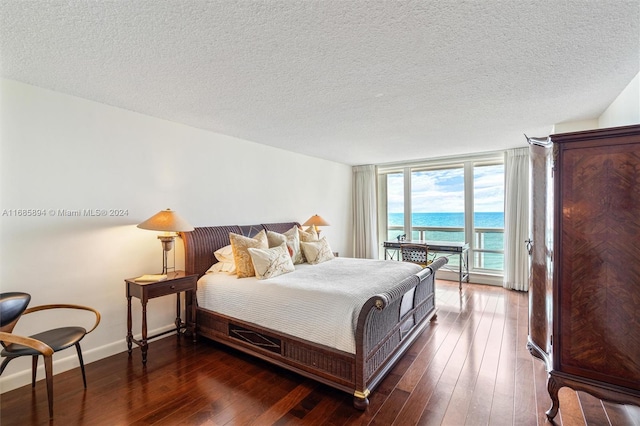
180, 222, 300, 277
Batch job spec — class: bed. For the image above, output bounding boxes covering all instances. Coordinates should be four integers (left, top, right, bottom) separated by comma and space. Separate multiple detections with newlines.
180, 222, 447, 409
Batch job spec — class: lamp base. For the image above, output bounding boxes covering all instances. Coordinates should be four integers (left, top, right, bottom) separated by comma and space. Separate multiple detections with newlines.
158, 235, 175, 251
158, 235, 176, 274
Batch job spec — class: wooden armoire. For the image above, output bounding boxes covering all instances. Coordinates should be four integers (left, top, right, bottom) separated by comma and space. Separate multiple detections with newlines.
527, 124, 640, 419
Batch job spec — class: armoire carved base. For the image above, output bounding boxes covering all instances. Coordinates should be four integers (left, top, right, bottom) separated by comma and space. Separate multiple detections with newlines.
545, 372, 640, 420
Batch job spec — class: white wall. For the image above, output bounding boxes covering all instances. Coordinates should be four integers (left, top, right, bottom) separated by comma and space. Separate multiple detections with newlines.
0, 79, 353, 392
554, 72, 640, 133
552, 118, 599, 134
599, 72, 640, 128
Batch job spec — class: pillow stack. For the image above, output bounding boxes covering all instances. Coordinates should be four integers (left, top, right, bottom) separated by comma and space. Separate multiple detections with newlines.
298, 226, 334, 265
207, 225, 335, 280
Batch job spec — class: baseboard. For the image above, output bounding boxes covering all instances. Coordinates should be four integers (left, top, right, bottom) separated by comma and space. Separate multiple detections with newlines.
0, 324, 176, 393
436, 269, 503, 286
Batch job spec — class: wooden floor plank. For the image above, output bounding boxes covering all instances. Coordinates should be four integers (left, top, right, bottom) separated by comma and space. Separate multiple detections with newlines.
464, 294, 506, 426
386, 328, 452, 426
512, 289, 538, 425
1, 280, 636, 426
578, 391, 610, 426
488, 289, 518, 426
440, 292, 499, 425
557, 387, 586, 426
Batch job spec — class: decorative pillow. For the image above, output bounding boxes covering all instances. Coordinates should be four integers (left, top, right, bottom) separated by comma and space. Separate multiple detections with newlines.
266, 231, 287, 248
229, 230, 268, 278
267, 226, 303, 264
283, 226, 303, 264
298, 227, 319, 262
248, 244, 295, 280
300, 237, 335, 265
299, 226, 319, 242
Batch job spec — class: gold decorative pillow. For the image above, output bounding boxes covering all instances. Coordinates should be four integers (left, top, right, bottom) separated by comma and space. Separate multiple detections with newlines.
229, 230, 268, 278
300, 237, 335, 265
248, 244, 295, 279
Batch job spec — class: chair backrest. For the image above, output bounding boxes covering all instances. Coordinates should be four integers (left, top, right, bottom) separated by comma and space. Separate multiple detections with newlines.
0, 292, 31, 333
401, 244, 429, 265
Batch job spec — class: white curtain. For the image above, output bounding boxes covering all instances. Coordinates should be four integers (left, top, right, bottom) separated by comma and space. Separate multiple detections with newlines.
353, 165, 378, 259
503, 147, 530, 291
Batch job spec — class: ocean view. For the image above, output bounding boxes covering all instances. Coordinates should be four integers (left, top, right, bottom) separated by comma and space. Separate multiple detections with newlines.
387, 212, 504, 270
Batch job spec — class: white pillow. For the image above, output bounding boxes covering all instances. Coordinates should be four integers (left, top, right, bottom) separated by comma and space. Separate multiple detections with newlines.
214, 244, 234, 262
206, 262, 224, 274
300, 237, 335, 265
211, 244, 236, 274
248, 244, 295, 280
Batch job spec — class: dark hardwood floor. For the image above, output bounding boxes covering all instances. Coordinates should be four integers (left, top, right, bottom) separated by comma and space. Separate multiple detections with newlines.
2, 280, 639, 425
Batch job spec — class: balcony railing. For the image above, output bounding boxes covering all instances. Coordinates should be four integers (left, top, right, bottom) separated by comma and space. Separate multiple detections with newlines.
386, 225, 504, 271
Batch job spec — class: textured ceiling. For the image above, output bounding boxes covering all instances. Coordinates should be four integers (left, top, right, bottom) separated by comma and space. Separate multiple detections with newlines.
1, 1, 639, 165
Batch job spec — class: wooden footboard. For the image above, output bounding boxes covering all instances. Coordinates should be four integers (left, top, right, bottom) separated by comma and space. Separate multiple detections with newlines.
182, 222, 446, 409
354, 256, 447, 408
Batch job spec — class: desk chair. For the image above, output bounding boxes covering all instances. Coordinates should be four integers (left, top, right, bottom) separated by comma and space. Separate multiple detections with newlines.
0, 292, 100, 418
400, 244, 433, 267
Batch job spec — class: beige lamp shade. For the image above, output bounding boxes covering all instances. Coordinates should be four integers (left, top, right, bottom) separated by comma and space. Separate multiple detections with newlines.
137, 209, 194, 232
303, 214, 329, 235
303, 214, 330, 227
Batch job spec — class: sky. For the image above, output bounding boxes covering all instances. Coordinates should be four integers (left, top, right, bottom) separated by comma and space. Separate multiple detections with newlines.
387, 165, 504, 213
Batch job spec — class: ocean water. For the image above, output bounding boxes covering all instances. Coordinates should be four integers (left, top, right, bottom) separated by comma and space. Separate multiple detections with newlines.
387, 212, 504, 270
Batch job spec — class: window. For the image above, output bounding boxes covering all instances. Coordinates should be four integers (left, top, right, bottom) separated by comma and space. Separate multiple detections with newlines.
386, 173, 404, 241
378, 154, 505, 276
411, 167, 465, 242
473, 163, 504, 271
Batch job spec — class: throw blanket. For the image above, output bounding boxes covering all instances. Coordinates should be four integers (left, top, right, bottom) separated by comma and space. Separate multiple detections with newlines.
197, 257, 422, 353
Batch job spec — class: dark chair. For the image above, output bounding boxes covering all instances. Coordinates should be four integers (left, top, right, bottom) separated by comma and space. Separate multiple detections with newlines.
0, 292, 100, 418
400, 244, 433, 267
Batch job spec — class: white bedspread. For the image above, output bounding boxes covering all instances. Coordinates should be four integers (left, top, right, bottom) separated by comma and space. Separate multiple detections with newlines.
197, 257, 422, 354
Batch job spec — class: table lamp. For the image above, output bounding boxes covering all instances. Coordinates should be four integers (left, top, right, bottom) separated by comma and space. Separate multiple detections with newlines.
302, 214, 329, 235
137, 208, 194, 273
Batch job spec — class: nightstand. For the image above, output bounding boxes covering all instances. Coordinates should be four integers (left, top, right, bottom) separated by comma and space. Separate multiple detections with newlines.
125, 270, 198, 364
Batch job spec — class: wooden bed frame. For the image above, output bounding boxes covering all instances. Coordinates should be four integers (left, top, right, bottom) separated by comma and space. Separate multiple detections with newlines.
180, 222, 447, 409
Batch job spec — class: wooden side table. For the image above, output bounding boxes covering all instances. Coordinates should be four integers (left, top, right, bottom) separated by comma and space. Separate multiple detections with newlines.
125, 270, 198, 364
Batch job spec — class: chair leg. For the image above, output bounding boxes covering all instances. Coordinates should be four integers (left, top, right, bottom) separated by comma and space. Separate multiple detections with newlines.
75, 342, 87, 388
0, 356, 13, 376
43, 355, 53, 418
32, 355, 39, 387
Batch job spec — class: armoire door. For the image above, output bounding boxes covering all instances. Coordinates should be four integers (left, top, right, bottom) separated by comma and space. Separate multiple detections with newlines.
527, 137, 554, 364
554, 132, 640, 390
